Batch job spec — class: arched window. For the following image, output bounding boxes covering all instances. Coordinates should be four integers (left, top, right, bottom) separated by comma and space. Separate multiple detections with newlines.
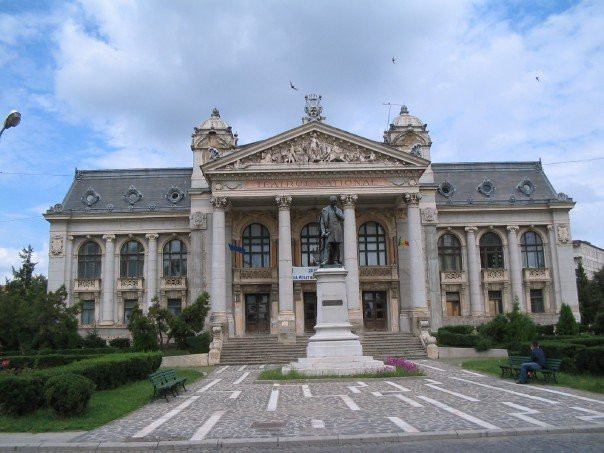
521, 231, 545, 268
300, 222, 320, 267
78, 241, 102, 279
242, 223, 271, 268
120, 240, 144, 278
480, 232, 504, 269
438, 234, 462, 271
163, 239, 187, 277
358, 221, 387, 266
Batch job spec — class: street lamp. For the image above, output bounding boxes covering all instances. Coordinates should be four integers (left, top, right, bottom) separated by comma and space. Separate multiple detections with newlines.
0, 110, 21, 138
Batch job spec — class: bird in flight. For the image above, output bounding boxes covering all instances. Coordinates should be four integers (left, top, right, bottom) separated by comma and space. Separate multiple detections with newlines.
392, 57, 396, 64
536, 76, 540, 82
290, 81, 298, 90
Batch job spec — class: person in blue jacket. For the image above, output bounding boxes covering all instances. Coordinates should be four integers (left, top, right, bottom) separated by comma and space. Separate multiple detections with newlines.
517, 340, 546, 384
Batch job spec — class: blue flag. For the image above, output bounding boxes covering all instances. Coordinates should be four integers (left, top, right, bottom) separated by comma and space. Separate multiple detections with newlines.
228, 243, 246, 254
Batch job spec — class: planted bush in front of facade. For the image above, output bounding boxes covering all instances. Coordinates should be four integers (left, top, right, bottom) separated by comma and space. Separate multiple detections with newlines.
0, 375, 45, 415
438, 325, 475, 335
436, 330, 478, 348
44, 373, 95, 416
575, 346, 604, 375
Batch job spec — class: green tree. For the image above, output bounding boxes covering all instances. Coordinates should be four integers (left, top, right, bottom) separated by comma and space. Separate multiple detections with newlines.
127, 305, 158, 351
148, 297, 173, 349
505, 298, 536, 343
557, 303, 579, 335
168, 292, 210, 349
0, 246, 81, 353
576, 262, 600, 325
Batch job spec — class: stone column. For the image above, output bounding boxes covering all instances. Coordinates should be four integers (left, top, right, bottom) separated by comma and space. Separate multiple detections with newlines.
145, 233, 159, 310
506, 225, 525, 310
547, 225, 562, 312
101, 234, 116, 324
189, 212, 207, 305
210, 196, 228, 327
340, 194, 362, 331
64, 236, 74, 307
405, 193, 427, 312
276, 195, 295, 343
465, 226, 483, 316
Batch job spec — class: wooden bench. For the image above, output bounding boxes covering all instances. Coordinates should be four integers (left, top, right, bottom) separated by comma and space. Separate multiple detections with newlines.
148, 369, 187, 401
499, 356, 563, 383
500, 356, 529, 379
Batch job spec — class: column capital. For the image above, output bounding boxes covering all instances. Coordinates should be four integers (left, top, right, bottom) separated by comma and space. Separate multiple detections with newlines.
275, 195, 293, 210
102, 234, 116, 242
210, 196, 229, 210
145, 233, 159, 241
464, 226, 478, 234
339, 193, 358, 208
506, 225, 520, 233
67, 235, 75, 241
403, 192, 422, 206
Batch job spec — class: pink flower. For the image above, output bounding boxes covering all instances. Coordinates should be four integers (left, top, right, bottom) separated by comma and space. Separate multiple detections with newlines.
1, 360, 9, 368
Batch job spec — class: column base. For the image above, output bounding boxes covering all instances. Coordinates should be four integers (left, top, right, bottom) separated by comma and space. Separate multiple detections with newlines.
399, 308, 430, 335
348, 308, 363, 333
277, 311, 296, 344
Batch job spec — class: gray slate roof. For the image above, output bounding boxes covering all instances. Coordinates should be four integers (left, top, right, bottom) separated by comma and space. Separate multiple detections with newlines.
431, 161, 571, 206
48, 168, 192, 215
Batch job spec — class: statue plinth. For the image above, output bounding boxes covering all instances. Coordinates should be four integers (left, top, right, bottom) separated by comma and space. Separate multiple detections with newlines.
285, 267, 391, 376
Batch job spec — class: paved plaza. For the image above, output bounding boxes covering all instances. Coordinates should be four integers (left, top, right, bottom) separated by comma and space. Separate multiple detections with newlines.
64, 360, 603, 446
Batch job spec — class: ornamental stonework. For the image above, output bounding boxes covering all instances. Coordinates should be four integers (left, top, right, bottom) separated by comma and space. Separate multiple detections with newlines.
50, 235, 64, 256
556, 224, 570, 244
223, 132, 405, 168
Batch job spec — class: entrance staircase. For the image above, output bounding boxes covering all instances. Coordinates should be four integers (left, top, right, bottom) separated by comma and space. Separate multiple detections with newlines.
219, 332, 426, 365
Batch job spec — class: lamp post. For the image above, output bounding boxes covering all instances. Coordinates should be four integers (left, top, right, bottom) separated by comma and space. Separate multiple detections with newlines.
0, 110, 21, 138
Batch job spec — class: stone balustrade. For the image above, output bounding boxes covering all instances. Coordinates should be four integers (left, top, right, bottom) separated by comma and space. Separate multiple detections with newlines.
359, 265, 398, 279
74, 278, 101, 292
440, 271, 466, 284
117, 277, 144, 290
523, 268, 551, 282
481, 268, 509, 283
234, 267, 277, 282
160, 276, 187, 290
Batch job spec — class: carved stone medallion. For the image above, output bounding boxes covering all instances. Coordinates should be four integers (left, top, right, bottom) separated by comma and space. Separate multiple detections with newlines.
50, 235, 63, 256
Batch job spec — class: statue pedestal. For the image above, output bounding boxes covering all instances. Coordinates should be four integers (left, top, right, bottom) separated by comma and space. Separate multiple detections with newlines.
285, 267, 391, 376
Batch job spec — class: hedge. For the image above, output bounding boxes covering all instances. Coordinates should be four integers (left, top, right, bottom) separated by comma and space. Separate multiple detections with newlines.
438, 325, 475, 335
0, 352, 162, 415
536, 324, 555, 336
510, 341, 587, 373
187, 332, 212, 353
436, 331, 478, 347
566, 337, 604, 348
44, 373, 95, 416
0, 347, 119, 356
575, 346, 604, 375
0, 354, 94, 370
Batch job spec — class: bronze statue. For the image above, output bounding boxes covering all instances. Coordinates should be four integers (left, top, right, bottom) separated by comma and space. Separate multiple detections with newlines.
318, 195, 345, 266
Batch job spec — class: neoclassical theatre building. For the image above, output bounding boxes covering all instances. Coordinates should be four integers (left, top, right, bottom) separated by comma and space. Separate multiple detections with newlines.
45, 97, 580, 341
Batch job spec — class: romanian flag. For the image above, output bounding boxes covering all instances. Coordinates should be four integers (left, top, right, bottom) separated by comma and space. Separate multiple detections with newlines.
398, 238, 410, 247
228, 243, 246, 253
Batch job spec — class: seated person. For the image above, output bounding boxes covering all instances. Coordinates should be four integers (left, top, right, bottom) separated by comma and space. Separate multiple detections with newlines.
516, 340, 546, 384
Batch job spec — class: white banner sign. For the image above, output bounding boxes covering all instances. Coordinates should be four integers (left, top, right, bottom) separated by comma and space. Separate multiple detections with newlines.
292, 267, 318, 281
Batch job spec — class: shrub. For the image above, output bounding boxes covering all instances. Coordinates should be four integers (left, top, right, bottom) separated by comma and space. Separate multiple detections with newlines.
187, 332, 212, 353
557, 303, 579, 336
108, 338, 131, 349
0, 375, 45, 415
505, 301, 536, 343
575, 346, 604, 375
436, 331, 478, 348
477, 315, 509, 345
594, 312, 604, 335
170, 317, 194, 350
82, 328, 107, 348
44, 373, 95, 416
438, 325, 475, 335
128, 306, 159, 352
536, 324, 555, 336
0, 354, 93, 370
566, 337, 604, 348
475, 337, 492, 352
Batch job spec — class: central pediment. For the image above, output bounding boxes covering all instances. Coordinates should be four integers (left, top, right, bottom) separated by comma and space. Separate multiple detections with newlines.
202, 122, 429, 178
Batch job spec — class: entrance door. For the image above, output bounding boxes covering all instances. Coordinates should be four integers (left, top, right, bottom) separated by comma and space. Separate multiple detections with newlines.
245, 293, 270, 334
303, 292, 317, 333
363, 291, 387, 331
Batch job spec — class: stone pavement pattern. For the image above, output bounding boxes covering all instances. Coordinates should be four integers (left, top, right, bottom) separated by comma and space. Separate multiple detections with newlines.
72, 360, 604, 444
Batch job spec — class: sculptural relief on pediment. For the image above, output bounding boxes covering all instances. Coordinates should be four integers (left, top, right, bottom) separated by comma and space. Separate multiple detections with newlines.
220, 132, 408, 169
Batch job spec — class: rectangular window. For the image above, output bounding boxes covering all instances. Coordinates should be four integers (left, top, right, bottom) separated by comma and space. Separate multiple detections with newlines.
124, 299, 137, 324
167, 299, 182, 317
445, 292, 461, 316
530, 289, 544, 313
81, 300, 95, 324
488, 290, 503, 315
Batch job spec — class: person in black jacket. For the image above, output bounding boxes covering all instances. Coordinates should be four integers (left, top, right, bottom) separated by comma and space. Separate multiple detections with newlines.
517, 340, 546, 384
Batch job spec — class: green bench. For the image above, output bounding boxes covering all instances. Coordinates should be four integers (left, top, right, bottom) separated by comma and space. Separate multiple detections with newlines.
148, 369, 188, 401
500, 356, 563, 383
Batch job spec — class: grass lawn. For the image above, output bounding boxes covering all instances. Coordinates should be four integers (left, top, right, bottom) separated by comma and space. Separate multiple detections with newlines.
0, 367, 208, 433
258, 366, 424, 381
462, 358, 604, 394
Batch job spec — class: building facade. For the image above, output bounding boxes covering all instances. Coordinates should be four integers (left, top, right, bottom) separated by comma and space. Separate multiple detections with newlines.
45, 98, 580, 340
573, 240, 604, 279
